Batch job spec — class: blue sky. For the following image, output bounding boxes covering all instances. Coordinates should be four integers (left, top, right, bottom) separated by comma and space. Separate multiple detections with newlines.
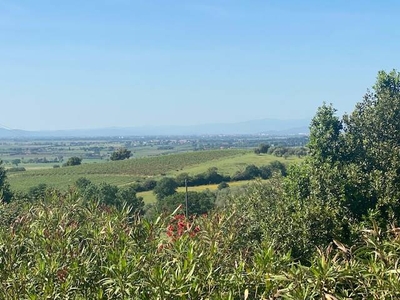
1, 0, 399, 130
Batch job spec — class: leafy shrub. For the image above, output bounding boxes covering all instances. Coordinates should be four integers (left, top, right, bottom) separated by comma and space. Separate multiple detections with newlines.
63, 156, 82, 166
1, 190, 400, 298
217, 181, 229, 190
158, 191, 215, 215
110, 148, 132, 161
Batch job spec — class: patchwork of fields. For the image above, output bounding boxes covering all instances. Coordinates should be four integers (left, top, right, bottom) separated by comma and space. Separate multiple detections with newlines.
8, 149, 300, 192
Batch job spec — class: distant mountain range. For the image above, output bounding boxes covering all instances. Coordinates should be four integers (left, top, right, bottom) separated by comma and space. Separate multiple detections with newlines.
0, 118, 310, 138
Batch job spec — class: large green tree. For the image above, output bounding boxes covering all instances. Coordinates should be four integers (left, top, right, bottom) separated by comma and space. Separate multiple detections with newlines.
64, 157, 82, 166
153, 177, 178, 201
277, 69, 400, 255
308, 103, 343, 164
157, 191, 215, 215
0, 160, 13, 203
290, 70, 400, 224
341, 69, 400, 221
110, 148, 132, 161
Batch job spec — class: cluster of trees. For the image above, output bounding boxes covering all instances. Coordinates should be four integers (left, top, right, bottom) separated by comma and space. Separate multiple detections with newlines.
110, 148, 132, 161
174, 162, 287, 188
254, 143, 308, 158
145, 161, 287, 216
11, 159, 21, 166
253, 143, 270, 154
301, 70, 400, 225
231, 70, 400, 261
24, 157, 64, 164
3, 177, 144, 215
2, 156, 64, 166
7, 167, 26, 172
231, 161, 286, 181
62, 156, 82, 166
0, 160, 12, 203
25, 150, 131, 168
115, 161, 288, 199
175, 167, 230, 187
150, 177, 215, 216
74, 178, 144, 212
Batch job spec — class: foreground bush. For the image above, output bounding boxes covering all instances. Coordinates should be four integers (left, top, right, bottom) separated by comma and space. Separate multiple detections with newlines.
0, 190, 400, 299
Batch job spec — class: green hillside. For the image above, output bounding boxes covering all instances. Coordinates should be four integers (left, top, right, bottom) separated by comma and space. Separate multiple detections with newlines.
5, 150, 242, 190
8, 149, 300, 192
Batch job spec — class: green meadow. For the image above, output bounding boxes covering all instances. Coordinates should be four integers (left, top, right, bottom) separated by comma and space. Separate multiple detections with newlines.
8, 149, 298, 192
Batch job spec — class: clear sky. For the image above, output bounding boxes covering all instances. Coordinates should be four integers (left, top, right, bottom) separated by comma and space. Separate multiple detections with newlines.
1, 0, 399, 130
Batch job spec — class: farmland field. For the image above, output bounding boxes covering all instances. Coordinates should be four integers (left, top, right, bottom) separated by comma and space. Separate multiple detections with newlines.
170, 152, 302, 176
8, 149, 300, 192
7, 149, 243, 191
137, 179, 266, 204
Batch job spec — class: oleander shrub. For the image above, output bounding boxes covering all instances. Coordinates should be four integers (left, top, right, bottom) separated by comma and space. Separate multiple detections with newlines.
1, 188, 400, 299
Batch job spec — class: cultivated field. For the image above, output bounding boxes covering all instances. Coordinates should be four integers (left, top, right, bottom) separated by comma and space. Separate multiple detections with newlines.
8, 149, 299, 192
137, 179, 265, 204
7, 149, 238, 190
170, 152, 301, 176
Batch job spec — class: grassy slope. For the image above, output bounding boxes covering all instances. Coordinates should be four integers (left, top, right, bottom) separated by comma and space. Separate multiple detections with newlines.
8, 149, 244, 191
137, 179, 264, 204
8, 149, 302, 192
169, 152, 301, 176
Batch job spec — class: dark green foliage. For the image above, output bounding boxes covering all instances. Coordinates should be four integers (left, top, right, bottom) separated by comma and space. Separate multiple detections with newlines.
259, 165, 273, 179
226, 70, 400, 262
82, 183, 100, 201
97, 182, 119, 206
158, 191, 215, 215
269, 160, 287, 176
74, 179, 144, 212
204, 167, 225, 184
1, 191, 400, 298
153, 177, 178, 200
230, 178, 311, 259
6, 167, 26, 172
271, 147, 286, 157
175, 172, 192, 186
0, 199, 29, 227
11, 159, 21, 166
254, 143, 270, 154
217, 181, 229, 190
74, 177, 92, 193
0, 160, 12, 203
63, 156, 82, 166
140, 178, 157, 191
245, 164, 261, 178
110, 148, 132, 161
27, 183, 48, 200
308, 103, 343, 164
266, 146, 308, 158
185, 168, 230, 186
232, 165, 261, 181
117, 185, 144, 213
232, 161, 287, 181
283, 69, 400, 247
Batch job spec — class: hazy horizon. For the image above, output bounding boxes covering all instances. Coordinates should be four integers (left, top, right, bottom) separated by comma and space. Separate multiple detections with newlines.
0, 116, 311, 132
1, 0, 399, 130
